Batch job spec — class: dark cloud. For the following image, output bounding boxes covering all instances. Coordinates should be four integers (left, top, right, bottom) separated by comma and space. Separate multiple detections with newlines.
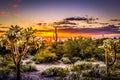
56, 25, 77, 29
0, 26, 9, 29
0, 24, 2, 25
36, 25, 120, 35
53, 20, 77, 29
58, 25, 120, 34
53, 17, 108, 29
0, 30, 6, 33
55, 20, 77, 25
110, 19, 120, 21
88, 22, 109, 25
37, 29, 53, 32
99, 22, 109, 25
81, 20, 109, 25
64, 17, 98, 23
65, 17, 87, 21
87, 22, 98, 24
37, 23, 47, 26
118, 23, 120, 25
37, 23, 42, 26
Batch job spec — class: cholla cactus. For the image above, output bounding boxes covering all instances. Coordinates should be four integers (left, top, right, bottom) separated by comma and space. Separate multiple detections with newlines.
0, 25, 41, 80
99, 39, 119, 78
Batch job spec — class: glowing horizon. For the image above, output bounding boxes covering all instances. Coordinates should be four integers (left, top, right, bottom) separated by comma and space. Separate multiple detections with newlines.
0, 0, 120, 39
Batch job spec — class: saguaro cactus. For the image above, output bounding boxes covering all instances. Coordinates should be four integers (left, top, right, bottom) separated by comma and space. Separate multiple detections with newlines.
54, 26, 58, 43
53, 22, 58, 47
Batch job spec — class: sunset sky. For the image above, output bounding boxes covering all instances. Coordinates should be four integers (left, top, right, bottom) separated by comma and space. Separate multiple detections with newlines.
0, 0, 120, 39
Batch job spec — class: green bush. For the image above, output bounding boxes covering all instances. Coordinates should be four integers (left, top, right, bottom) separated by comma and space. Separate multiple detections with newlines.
0, 69, 9, 80
87, 65, 107, 78
21, 64, 37, 72
33, 49, 57, 63
7, 63, 16, 72
70, 61, 92, 77
70, 72, 80, 80
25, 60, 34, 64
74, 61, 92, 70
82, 77, 91, 80
0, 54, 16, 72
90, 58, 96, 62
71, 57, 81, 63
85, 58, 96, 62
23, 54, 32, 60
61, 57, 71, 64
113, 71, 120, 77
115, 60, 120, 69
42, 67, 68, 77
117, 54, 120, 60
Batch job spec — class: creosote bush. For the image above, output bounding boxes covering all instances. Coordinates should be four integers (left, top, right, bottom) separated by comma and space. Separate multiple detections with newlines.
33, 49, 57, 64
42, 67, 69, 77
0, 69, 9, 80
61, 57, 71, 64
72, 61, 92, 70
71, 57, 81, 63
21, 64, 37, 72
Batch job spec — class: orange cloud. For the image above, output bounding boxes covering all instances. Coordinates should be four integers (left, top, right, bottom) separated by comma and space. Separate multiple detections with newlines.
13, 13, 21, 17
10, 0, 23, 9
0, 10, 21, 17
12, 4, 19, 8
0, 11, 11, 16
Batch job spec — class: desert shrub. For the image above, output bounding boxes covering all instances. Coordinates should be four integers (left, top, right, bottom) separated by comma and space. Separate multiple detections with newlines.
0, 54, 16, 72
90, 58, 96, 62
117, 54, 120, 60
25, 60, 34, 64
69, 72, 81, 80
71, 64, 82, 73
92, 66, 118, 79
85, 58, 96, 62
70, 61, 92, 79
88, 64, 100, 77
86, 65, 107, 79
115, 60, 120, 69
82, 77, 91, 80
42, 67, 68, 77
113, 71, 120, 78
21, 64, 37, 72
23, 54, 32, 60
33, 49, 57, 63
7, 63, 16, 72
61, 57, 71, 64
73, 61, 92, 70
0, 69, 9, 80
32, 57, 44, 64
71, 57, 81, 63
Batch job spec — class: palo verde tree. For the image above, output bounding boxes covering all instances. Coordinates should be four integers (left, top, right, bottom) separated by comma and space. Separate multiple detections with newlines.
0, 25, 41, 80
99, 39, 119, 79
